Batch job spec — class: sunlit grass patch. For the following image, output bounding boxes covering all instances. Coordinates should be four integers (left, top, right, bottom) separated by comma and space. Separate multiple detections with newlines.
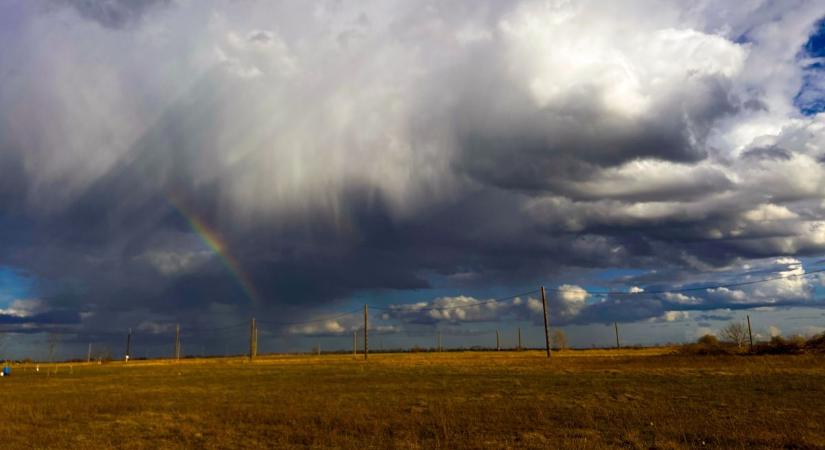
1, 350, 824, 448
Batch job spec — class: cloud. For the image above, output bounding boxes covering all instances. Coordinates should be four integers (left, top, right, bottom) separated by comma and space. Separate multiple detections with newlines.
287, 319, 348, 337
657, 311, 690, 323
285, 314, 400, 336
555, 285, 588, 317
137, 250, 210, 276
0, 299, 46, 318
136, 320, 175, 334
382, 296, 514, 325
0, 1, 825, 342
380, 286, 592, 326
0, 298, 80, 326
217, 29, 297, 79
453, 9, 747, 194
706, 287, 749, 303
49, 0, 172, 29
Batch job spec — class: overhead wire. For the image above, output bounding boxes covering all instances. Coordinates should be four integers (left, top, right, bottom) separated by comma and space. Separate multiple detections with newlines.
548, 267, 825, 296
369, 289, 541, 312
5, 263, 825, 344
256, 308, 361, 326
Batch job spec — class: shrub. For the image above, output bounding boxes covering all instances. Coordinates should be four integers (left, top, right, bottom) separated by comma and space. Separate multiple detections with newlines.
805, 333, 825, 353
754, 335, 805, 355
678, 334, 731, 355
697, 334, 719, 346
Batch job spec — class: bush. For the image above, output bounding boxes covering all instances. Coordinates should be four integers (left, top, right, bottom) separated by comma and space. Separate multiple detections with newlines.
678, 334, 732, 355
680, 332, 825, 356
753, 335, 805, 355
697, 334, 719, 346
805, 333, 825, 353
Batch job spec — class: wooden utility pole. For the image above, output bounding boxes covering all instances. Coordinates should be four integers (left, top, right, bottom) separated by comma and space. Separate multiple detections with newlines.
747, 315, 754, 353
541, 286, 551, 359
363, 304, 369, 361
175, 324, 181, 361
518, 328, 522, 351
249, 318, 257, 360
125, 328, 132, 363
496, 329, 501, 351
87, 343, 91, 363
614, 322, 621, 349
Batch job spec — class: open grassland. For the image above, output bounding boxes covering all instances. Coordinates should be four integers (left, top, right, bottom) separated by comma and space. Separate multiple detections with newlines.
2, 349, 825, 449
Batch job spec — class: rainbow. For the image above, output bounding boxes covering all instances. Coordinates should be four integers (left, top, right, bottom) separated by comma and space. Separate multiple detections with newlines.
167, 194, 261, 305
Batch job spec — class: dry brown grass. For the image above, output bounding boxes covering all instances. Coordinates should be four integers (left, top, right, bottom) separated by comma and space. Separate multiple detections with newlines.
2, 350, 824, 449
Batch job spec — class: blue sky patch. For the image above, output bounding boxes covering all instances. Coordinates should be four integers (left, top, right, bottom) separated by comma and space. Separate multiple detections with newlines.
0, 266, 34, 306
796, 18, 825, 115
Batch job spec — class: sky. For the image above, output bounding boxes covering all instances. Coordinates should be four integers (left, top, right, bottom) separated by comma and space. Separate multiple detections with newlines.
2, 0, 825, 359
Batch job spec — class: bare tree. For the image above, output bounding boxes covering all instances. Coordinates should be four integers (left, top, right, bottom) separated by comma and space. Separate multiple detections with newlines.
552, 330, 568, 351
94, 345, 112, 363
720, 322, 748, 349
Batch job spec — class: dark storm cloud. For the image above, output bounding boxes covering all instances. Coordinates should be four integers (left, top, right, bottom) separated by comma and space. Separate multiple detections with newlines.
571, 296, 815, 326
451, 74, 739, 194
51, 0, 171, 28
743, 146, 793, 161
0, 310, 80, 325
696, 313, 735, 322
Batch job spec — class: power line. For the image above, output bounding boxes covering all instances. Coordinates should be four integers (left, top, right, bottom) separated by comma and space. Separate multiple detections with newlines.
369, 289, 540, 312
3, 265, 825, 343
371, 267, 825, 314
256, 309, 361, 326
182, 321, 250, 334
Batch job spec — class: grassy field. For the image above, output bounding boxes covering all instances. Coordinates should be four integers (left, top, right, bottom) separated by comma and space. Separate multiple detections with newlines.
2, 349, 824, 449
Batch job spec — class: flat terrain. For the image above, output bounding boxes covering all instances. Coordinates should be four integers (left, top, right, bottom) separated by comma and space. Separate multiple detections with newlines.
2, 349, 824, 449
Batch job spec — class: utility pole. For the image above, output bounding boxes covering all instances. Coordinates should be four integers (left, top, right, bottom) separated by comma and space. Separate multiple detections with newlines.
363, 304, 369, 361
496, 329, 501, 351
747, 315, 754, 353
175, 323, 181, 361
125, 328, 132, 363
541, 286, 551, 359
518, 328, 522, 351
249, 317, 257, 360
87, 343, 91, 363
614, 322, 621, 349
